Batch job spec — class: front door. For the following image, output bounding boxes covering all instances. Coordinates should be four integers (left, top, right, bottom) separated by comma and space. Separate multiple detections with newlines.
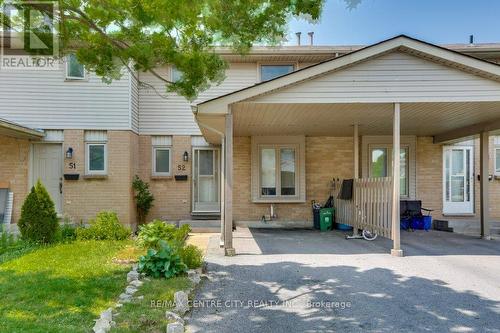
443, 146, 474, 214
32, 144, 63, 213
192, 148, 220, 213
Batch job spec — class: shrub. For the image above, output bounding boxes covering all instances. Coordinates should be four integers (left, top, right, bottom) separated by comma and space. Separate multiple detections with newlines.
76, 211, 130, 241
178, 244, 203, 269
132, 176, 154, 225
138, 240, 187, 278
136, 220, 191, 249
57, 223, 77, 242
18, 180, 59, 243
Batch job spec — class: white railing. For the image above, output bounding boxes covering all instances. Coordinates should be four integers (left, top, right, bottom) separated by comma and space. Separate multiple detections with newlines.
334, 177, 393, 239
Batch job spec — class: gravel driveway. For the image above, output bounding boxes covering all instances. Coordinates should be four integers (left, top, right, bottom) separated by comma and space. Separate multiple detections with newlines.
187, 228, 500, 333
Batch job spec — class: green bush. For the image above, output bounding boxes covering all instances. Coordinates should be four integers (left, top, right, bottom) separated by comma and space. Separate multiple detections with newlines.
76, 211, 130, 241
18, 180, 59, 243
136, 220, 191, 249
178, 244, 203, 269
56, 223, 77, 242
132, 176, 154, 225
138, 240, 187, 278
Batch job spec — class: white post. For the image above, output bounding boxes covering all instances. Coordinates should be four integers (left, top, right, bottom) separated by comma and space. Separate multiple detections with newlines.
391, 103, 403, 257
480, 131, 491, 239
219, 135, 225, 247
354, 124, 359, 179
352, 124, 360, 235
224, 109, 235, 256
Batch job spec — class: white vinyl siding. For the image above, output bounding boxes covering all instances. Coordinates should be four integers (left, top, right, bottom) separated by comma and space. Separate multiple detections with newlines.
138, 63, 259, 135
251, 52, 500, 104
0, 67, 133, 130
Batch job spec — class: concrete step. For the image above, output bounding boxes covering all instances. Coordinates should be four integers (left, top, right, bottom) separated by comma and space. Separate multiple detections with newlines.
178, 220, 220, 233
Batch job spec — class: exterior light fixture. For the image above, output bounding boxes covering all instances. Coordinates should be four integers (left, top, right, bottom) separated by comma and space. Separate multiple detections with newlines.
65, 147, 74, 159
183, 151, 189, 162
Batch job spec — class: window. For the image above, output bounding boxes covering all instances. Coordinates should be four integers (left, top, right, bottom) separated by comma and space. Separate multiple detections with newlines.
86, 143, 107, 175
495, 148, 500, 175
369, 146, 409, 197
260, 64, 294, 82
66, 54, 85, 79
171, 66, 183, 82
85, 131, 107, 175
153, 147, 171, 176
260, 146, 297, 197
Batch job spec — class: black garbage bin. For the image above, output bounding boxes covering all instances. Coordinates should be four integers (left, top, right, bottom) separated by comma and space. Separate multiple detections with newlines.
312, 206, 321, 230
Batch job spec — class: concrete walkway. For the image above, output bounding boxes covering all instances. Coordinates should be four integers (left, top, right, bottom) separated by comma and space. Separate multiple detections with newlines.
187, 228, 500, 333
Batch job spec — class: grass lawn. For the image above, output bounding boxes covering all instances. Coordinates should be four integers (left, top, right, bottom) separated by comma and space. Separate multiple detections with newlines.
0, 240, 132, 333
111, 276, 193, 333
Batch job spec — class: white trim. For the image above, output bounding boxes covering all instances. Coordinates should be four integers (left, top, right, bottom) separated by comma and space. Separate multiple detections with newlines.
191, 147, 221, 213
442, 145, 474, 215
65, 54, 86, 80
495, 147, 500, 175
251, 136, 306, 203
152, 146, 172, 176
257, 62, 297, 82
85, 143, 108, 175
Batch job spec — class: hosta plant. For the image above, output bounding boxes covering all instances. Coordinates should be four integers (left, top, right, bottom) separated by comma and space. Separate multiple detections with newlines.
138, 240, 188, 279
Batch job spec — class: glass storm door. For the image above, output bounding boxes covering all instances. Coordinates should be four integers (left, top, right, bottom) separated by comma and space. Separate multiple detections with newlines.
192, 148, 220, 213
443, 146, 474, 214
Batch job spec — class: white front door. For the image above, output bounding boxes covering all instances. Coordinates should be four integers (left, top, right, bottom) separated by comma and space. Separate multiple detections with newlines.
443, 146, 474, 214
32, 144, 63, 213
192, 148, 220, 213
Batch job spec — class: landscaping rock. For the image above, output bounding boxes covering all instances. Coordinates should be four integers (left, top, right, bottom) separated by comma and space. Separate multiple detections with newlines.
166, 322, 184, 333
174, 291, 189, 315
119, 293, 132, 303
165, 311, 184, 325
129, 279, 143, 288
93, 318, 111, 333
187, 270, 201, 284
127, 270, 140, 282
125, 286, 138, 295
100, 308, 113, 321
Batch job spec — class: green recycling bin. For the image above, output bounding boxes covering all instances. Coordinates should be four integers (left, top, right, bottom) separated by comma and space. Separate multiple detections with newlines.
319, 208, 334, 231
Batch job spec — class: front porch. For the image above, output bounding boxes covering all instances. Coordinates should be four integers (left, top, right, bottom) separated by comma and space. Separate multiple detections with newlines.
193, 35, 500, 256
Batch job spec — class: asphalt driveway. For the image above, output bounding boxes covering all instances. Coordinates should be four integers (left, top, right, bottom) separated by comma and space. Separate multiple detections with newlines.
187, 228, 500, 333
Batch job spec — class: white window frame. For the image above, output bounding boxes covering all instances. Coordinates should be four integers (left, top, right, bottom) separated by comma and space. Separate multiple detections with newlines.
251, 136, 306, 203
170, 65, 183, 82
66, 54, 86, 80
495, 147, 500, 175
258, 62, 296, 82
152, 146, 172, 176
85, 143, 107, 175
368, 144, 410, 198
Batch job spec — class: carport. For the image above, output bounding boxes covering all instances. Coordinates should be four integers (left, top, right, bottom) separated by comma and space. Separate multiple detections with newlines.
192, 35, 500, 256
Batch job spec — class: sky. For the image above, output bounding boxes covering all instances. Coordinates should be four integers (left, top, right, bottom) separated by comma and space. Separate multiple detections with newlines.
287, 0, 500, 46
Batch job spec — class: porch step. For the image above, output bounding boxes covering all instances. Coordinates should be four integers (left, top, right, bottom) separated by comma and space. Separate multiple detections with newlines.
447, 220, 500, 237
178, 219, 221, 233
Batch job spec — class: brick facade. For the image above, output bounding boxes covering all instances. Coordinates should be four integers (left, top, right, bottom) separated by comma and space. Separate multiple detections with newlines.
0, 135, 30, 223
137, 135, 192, 222
62, 130, 138, 228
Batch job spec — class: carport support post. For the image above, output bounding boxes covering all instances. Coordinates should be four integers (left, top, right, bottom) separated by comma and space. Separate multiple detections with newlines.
480, 131, 491, 239
224, 110, 235, 256
391, 103, 403, 257
352, 124, 360, 234
220, 134, 225, 247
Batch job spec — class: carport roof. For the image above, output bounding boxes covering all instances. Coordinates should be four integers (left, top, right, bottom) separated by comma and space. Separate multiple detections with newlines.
194, 34, 500, 115
0, 118, 44, 140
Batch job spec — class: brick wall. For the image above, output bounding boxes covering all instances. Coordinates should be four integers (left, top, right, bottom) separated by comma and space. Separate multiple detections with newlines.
138, 135, 192, 222
233, 136, 355, 225
63, 130, 138, 228
0, 135, 30, 223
